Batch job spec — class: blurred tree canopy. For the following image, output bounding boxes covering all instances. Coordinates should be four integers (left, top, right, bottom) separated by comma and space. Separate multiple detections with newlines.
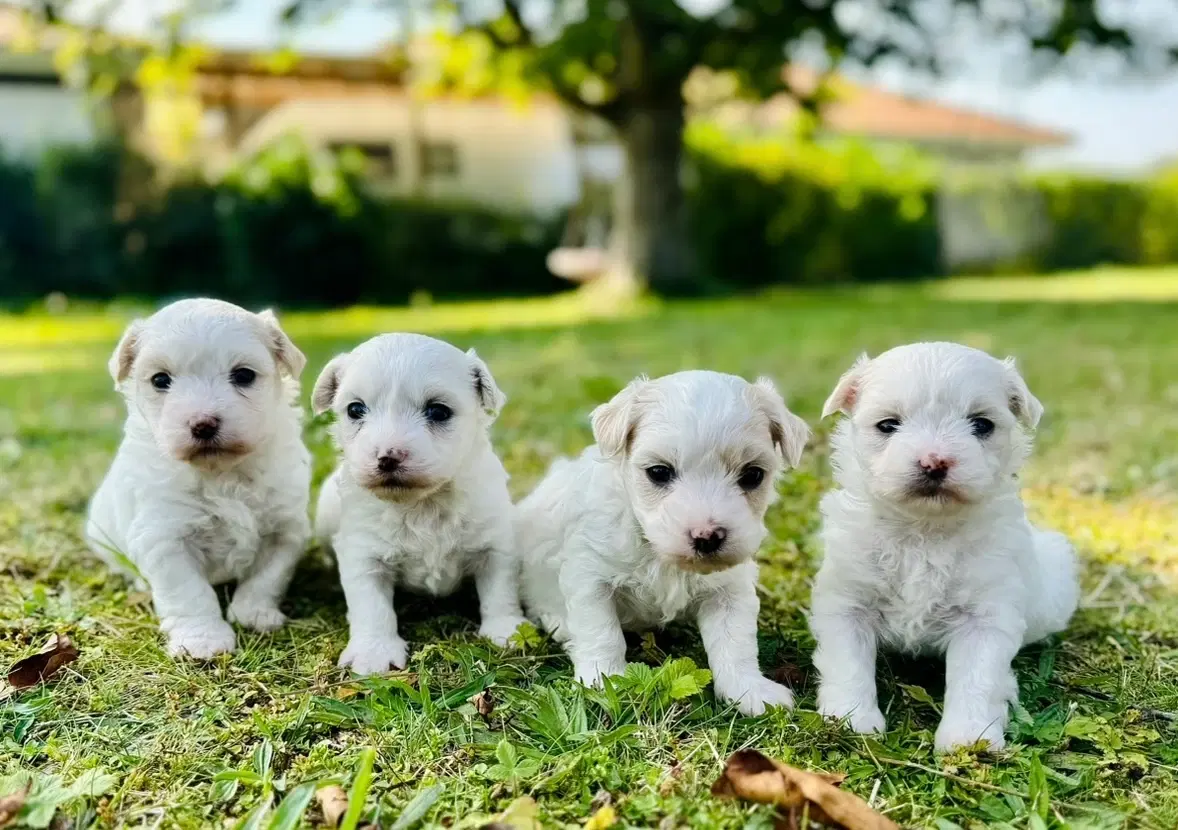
34, 0, 1178, 294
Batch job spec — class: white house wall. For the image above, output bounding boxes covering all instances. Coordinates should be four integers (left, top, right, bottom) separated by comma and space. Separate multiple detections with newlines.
237, 95, 581, 215
0, 81, 96, 158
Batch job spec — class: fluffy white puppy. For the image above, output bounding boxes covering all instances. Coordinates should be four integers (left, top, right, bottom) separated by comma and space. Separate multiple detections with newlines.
314, 333, 526, 674
517, 370, 810, 715
810, 342, 1079, 751
86, 298, 311, 659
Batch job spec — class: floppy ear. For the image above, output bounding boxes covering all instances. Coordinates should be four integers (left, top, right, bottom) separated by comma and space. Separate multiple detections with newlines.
1002, 357, 1043, 428
590, 376, 648, 458
311, 353, 350, 415
257, 309, 306, 379
821, 353, 871, 419
750, 377, 811, 468
466, 349, 506, 418
109, 319, 145, 387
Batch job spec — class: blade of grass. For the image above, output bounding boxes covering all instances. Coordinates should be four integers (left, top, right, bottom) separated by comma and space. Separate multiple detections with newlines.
339, 748, 376, 830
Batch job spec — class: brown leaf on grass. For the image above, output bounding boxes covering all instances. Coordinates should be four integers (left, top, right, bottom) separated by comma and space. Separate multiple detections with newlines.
315, 785, 349, 828
712, 750, 898, 830
469, 689, 495, 719
0, 782, 30, 828
481, 796, 542, 830
6, 634, 79, 690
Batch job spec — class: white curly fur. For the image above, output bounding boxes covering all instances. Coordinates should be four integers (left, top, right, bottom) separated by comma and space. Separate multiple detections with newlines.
313, 333, 525, 675
517, 370, 810, 716
86, 298, 311, 659
810, 342, 1079, 751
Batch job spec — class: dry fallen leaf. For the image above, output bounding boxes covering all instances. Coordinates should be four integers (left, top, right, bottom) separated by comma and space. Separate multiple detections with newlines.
481, 796, 542, 830
712, 749, 898, 830
469, 689, 496, 719
6, 634, 79, 691
315, 784, 349, 828
0, 782, 30, 828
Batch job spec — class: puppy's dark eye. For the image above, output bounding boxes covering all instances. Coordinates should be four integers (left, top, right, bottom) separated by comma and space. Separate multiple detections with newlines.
876, 418, 901, 435
645, 465, 674, 485
346, 401, 368, 421
970, 416, 995, 438
230, 367, 256, 387
737, 465, 765, 491
151, 372, 172, 391
424, 402, 453, 423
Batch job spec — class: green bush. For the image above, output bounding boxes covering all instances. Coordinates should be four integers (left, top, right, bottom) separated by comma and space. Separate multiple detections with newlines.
1031, 175, 1152, 271
685, 123, 942, 285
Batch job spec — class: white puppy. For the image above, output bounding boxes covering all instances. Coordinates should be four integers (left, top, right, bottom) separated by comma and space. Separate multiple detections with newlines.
810, 342, 1079, 751
517, 370, 810, 716
313, 333, 526, 674
86, 298, 311, 659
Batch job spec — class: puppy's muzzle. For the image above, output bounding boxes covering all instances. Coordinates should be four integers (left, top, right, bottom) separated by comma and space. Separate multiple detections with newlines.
189, 416, 221, 443
909, 453, 963, 499
689, 525, 727, 556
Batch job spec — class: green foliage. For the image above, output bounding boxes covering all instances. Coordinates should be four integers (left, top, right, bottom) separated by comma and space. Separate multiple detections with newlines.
0, 137, 565, 306
685, 123, 943, 285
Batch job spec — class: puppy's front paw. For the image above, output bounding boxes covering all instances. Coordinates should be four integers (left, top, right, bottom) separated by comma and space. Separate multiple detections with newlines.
162, 617, 236, 659
934, 714, 1006, 752
479, 615, 528, 647
573, 659, 626, 688
818, 686, 886, 734
339, 636, 409, 675
227, 599, 288, 633
719, 675, 795, 717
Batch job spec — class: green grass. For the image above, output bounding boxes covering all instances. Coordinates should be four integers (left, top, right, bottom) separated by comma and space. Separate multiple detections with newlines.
2, 267, 1177, 829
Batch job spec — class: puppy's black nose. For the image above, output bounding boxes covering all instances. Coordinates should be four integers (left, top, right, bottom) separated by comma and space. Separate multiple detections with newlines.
377, 454, 401, 473
691, 527, 727, 555
190, 417, 220, 442
920, 465, 948, 483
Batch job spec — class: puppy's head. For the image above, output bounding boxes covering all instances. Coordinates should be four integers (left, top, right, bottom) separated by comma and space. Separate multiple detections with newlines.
592, 370, 808, 573
312, 333, 504, 501
822, 342, 1042, 513
110, 298, 305, 471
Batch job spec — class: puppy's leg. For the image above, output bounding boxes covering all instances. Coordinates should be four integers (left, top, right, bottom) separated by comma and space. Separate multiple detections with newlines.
138, 542, 236, 659
475, 545, 527, 647
228, 525, 308, 633
935, 621, 1021, 752
561, 569, 627, 686
697, 574, 793, 716
337, 540, 407, 674
811, 606, 885, 734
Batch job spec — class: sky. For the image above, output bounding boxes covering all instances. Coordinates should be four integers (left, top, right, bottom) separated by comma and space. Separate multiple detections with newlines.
81, 0, 1178, 173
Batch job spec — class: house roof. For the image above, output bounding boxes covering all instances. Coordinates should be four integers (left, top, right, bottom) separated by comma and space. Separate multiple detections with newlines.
0, 3, 1069, 148
780, 66, 1069, 148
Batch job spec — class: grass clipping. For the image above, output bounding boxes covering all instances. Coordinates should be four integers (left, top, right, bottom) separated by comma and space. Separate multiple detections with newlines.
712, 750, 899, 830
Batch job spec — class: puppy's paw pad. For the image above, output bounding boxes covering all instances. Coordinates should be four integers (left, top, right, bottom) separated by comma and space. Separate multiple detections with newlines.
227, 601, 287, 633
479, 615, 528, 647
339, 638, 409, 675
726, 676, 795, 717
164, 619, 236, 659
934, 718, 1006, 753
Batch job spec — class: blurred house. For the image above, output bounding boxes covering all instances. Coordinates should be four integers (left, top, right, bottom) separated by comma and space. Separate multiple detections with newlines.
0, 5, 1070, 269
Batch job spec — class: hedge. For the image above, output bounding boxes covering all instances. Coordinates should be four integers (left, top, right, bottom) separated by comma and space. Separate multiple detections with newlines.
2, 130, 1177, 305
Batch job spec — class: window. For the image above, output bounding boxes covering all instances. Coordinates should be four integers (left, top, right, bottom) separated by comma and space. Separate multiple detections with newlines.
421, 141, 459, 178
329, 141, 397, 178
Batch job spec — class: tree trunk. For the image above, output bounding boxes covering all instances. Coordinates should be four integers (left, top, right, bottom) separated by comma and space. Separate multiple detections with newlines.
609, 100, 696, 295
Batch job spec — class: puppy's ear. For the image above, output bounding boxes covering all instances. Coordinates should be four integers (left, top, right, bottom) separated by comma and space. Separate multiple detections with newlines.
467, 349, 506, 418
312, 353, 350, 415
821, 353, 870, 418
1002, 357, 1043, 428
591, 376, 648, 458
751, 377, 811, 468
257, 309, 306, 379
109, 319, 145, 387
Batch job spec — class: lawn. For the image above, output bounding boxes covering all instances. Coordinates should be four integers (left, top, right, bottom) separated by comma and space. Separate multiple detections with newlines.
2, 267, 1177, 829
